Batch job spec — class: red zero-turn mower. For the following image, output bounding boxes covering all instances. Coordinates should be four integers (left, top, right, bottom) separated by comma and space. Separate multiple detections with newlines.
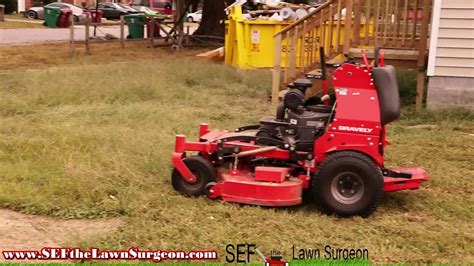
171, 49, 428, 217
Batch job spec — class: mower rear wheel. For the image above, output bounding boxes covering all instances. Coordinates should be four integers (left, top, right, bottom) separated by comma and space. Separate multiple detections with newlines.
172, 156, 217, 197
312, 151, 383, 217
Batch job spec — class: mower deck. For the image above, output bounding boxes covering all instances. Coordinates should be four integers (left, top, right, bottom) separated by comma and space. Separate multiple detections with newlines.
209, 170, 303, 206
174, 128, 428, 207
205, 165, 428, 207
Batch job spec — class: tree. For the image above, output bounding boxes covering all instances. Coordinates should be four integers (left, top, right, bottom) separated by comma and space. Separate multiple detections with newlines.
193, 0, 233, 37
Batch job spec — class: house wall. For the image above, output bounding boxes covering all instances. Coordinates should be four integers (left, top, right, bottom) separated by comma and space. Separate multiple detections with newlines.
426, 0, 474, 109
23, 0, 34, 10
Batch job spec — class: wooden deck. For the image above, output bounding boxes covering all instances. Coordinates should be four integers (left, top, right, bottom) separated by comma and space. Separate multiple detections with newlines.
271, 0, 433, 110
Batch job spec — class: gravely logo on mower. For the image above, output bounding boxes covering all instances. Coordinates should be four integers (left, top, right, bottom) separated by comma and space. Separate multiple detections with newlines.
337, 126, 374, 133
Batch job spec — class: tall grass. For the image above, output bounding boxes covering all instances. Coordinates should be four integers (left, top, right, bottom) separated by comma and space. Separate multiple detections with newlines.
0, 58, 473, 263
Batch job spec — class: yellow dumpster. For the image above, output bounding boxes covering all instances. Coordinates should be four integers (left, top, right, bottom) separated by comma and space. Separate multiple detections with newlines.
225, 5, 375, 69
225, 6, 291, 69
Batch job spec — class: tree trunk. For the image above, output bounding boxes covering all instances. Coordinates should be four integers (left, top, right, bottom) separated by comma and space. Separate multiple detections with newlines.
193, 0, 230, 37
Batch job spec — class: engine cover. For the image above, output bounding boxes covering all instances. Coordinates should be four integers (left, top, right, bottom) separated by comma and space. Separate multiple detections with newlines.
287, 110, 327, 143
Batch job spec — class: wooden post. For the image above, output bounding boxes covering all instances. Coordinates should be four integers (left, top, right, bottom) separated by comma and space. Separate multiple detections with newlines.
85, 12, 90, 54
150, 16, 155, 47
353, 0, 362, 46
382, 0, 390, 46
289, 28, 298, 80
374, 0, 381, 47
393, 0, 400, 46
176, 0, 184, 49
328, 4, 334, 57
272, 34, 283, 106
364, 0, 371, 46
415, 0, 431, 111
120, 15, 125, 48
416, 70, 426, 111
411, 0, 419, 47
186, 24, 190, 46
299, 21, 307, 71
69, 12, 75, 56
418, 0, 431, 68
343, 0, 353, 54
401, 0, 409, 47
335, 0, 342, 53
0, 4, 5, 22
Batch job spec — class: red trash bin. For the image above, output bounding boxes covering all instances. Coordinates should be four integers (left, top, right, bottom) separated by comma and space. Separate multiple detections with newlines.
58, 9, 72, 28
146, 17, 162, 38
89, 9, 103, 23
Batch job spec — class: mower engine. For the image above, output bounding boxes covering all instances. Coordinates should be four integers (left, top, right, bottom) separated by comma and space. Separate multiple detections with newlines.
258, 79, 331, 151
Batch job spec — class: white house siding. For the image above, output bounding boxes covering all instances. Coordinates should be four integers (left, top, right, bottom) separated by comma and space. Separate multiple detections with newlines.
427, 0, 474, 109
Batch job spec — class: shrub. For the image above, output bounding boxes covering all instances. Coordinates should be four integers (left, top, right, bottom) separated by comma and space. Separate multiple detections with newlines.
397, 69, 418, 106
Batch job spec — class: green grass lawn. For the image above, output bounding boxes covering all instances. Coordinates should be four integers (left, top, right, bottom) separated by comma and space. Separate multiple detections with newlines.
0, 20, 44, 29
0, 56, 473, 264
1, 13, 44, 29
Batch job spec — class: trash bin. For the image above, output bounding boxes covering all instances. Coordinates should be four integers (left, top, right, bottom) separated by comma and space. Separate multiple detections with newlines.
58, 9, 72, 28
89, 9, 103, 23
44, 6, 61, 28
146, 16, 164, 38
125, 14, 146, 39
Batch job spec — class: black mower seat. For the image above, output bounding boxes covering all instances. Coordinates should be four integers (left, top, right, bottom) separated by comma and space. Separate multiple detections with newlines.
288, 78, 313, 91
372, 66, 401, 125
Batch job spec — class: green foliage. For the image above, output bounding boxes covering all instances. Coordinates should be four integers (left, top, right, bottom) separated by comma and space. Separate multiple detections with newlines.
397, 69, 418, 106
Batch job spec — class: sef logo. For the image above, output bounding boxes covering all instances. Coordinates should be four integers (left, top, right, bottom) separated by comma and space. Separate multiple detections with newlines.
225, 244, 256, 263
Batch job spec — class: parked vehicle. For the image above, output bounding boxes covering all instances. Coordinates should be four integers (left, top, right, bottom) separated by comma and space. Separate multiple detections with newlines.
186, 10, 202, 22
26, 2, 86, 22
117, 3, 142, 14
131, 5, 162, 17
132, 0, 174, 15
96, 3, 138, 20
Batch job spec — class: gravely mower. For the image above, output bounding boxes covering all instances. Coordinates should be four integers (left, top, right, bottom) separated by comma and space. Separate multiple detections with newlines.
171, 49, 428, 217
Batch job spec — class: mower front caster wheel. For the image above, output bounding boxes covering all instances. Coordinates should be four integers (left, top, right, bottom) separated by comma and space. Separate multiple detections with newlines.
312, 151, 384, 217
172, 156, 217, 197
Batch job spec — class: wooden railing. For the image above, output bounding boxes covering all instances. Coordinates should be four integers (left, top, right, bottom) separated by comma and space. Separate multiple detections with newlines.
271, 0, 432, 106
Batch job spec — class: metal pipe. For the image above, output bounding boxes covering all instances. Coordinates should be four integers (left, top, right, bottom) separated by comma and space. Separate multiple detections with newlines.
234, 146, 278, 157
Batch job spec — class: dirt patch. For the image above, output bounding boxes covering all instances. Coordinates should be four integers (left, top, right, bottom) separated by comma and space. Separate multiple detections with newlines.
0, 209, 123, 261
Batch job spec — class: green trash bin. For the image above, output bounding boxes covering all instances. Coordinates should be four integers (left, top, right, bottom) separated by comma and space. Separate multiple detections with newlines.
44, 6, 61, 28
125, 14, 146, 39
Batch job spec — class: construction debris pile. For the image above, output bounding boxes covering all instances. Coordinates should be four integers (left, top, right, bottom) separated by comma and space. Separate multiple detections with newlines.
231, 0, 324, 22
